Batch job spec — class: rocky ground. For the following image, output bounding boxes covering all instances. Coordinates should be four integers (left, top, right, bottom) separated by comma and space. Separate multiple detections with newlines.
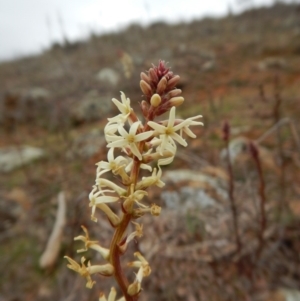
0, 3, 300, 301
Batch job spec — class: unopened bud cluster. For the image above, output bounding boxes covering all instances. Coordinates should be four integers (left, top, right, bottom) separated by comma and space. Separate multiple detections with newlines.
65, 61, 203, 300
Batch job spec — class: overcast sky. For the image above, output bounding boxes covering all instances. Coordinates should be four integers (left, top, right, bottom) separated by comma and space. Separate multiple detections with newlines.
0, 0, 297, 61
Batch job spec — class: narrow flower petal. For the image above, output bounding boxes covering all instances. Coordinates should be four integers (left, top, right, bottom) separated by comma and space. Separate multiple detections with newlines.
135, 131, 154, 142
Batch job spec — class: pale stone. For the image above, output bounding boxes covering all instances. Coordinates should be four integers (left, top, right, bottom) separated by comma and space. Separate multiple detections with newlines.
161, 168, 228, 212
0, 145, 46, 173
95, 68, 120, 86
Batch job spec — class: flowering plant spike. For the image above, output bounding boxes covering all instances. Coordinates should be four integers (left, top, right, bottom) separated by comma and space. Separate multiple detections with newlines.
65, 61, 203, 301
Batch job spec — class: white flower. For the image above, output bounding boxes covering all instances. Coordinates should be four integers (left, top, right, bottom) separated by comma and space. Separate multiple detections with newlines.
157, 135, 177, 166
99, 287, 125, 301
145, 137, 176, 165
119, 222, 143, 252
148, 106, 187, 155
127, 251, 151, 277
126, 222, 143, 242
127, 252, 151, 295
127, 266, 143, 296
112, 91, 132, 117
136, 167, 165, 190
104, 92, 134, 138
64, 256, 114, 288
96, 148, 128, 177
107, 122, 153, 160
89, 186, 119, 222
123, 189, 148, 211
96, 179, 126, 196
104, 116, 127, 137
179, 115, 203, 138
133, 203, 162, 217
74, 226, 110, 259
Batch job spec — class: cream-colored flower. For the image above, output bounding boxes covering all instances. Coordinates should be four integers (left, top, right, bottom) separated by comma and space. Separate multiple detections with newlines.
95, 203, 120, 226
107, 122, 153, 160
119, 222, 143, 253
99, 287, 125, 301
136, 167, 165, 190
134, 203, 162, 217
123, 189, 148, 211
157, 135, 177, 166
64, 256, 114, 288
128, 252, 151, 277
104, 115, 127, 137
89, 186, 119, 222
179, 115, 203, 138
148, 106, 187, 155
96, 179, 126, 196
143, 137, 176, 166
127, 222, 143, 241
112, 91, 132, 118
127, 277, 141, 296
96, 148, 128, 177
127, 251, 151, 296
74, 226, 109, 259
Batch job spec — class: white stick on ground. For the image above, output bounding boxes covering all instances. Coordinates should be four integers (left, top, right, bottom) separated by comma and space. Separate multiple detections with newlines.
39, 191, 66, 269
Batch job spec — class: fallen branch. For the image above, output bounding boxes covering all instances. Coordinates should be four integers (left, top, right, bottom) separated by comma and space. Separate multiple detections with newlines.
39, 191, 66, 269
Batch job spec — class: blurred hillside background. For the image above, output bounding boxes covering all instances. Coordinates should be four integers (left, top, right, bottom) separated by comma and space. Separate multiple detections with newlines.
0, 1, 300, 301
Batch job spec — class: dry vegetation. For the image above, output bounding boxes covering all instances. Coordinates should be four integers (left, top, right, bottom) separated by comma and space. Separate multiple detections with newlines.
0, 3, 300, 301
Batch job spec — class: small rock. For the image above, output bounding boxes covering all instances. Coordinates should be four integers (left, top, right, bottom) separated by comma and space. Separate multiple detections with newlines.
201, 60, 216, 72
0, 145, 46, 173
258, 57, 287, 70
281, 289, 300, 301
266, 289, 300, 301
95, 68, 120, 87
161, 168, 228, 212
25, 87, 50, 100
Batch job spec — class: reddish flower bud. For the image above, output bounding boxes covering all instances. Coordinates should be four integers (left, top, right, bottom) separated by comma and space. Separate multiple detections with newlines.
155, 60, 172, 78
156, 76, 167, 94
166, 75, 180, 91
140, 80, 152, 96
140, 72, 151, 84
148, 68, 159, 84
166, 89, 182, 99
